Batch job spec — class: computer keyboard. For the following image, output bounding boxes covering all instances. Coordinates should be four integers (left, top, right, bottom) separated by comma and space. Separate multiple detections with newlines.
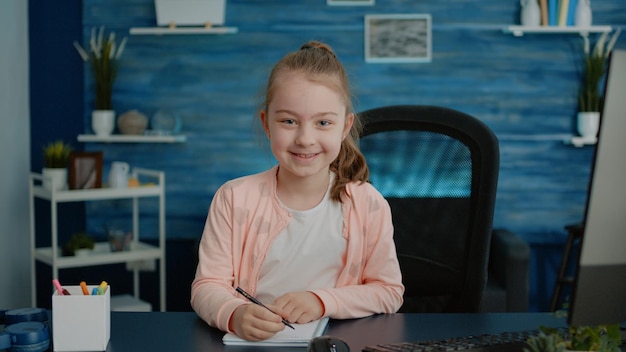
362, 329, 546, 352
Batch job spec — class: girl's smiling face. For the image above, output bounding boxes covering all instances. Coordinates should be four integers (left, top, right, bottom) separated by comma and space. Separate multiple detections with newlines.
261, 72, 354, 184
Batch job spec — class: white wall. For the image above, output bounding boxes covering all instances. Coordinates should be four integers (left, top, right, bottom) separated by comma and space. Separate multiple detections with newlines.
0, 0, 31, 308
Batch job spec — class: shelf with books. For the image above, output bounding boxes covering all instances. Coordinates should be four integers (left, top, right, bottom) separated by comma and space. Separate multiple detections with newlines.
503, 25, 612, 37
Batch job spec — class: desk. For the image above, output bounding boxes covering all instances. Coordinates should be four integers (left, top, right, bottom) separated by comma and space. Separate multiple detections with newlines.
106, 312, 565, 351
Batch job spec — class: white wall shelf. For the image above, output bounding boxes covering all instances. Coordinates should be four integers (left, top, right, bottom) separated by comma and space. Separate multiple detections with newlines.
29, 168, 167, 311
565, 136, 597, 147
129, 26, 238, 35
78, 134, 186, 143
503, 25, 612, 37
497, 134, 597, 147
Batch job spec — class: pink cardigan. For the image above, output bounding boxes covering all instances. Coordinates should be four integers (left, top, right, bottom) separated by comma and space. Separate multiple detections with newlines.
190, 166, 404, 332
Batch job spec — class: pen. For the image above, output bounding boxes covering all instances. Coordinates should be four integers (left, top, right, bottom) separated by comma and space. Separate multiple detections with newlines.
98, 281, 108, 295
235, 287, 295, 330
80, 281, 89, 295
52, 279, 63, 295
52, 279, 70, 296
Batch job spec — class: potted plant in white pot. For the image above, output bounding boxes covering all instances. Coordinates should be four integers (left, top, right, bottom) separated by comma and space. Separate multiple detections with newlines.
576, 29, 621, 141
42, 140, 72, 191
63, 232, 96, 257
73, 27, 127, 137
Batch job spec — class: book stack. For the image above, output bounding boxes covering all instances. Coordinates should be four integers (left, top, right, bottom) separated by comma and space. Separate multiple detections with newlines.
539, 0, 580, 27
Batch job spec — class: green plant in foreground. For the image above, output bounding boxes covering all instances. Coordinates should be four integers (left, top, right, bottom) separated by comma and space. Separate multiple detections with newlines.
525, 332, 565, 352
527, 324, 622, 352
567, 325, 621, 352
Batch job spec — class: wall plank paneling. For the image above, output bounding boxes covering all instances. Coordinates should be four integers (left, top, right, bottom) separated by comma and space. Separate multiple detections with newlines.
78, 0, 626, 311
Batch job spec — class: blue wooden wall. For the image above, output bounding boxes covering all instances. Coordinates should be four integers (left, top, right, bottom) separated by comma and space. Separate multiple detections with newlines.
79, 0, 626, 311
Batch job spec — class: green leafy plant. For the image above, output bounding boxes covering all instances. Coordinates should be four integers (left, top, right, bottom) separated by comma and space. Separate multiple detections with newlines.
524, 332, 565, 352
567, 325, 621, 352
527, 324, 622, 352
73, 27, 127, 110
578, 29, 621, 112
42, 140, 72, 168
63, 232, 95, 256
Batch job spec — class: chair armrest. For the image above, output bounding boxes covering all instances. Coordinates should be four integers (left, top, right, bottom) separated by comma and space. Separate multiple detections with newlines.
489, 228, 530, 312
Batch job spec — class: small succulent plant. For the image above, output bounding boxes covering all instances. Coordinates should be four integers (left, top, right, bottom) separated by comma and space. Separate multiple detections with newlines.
43, 140, 72, 168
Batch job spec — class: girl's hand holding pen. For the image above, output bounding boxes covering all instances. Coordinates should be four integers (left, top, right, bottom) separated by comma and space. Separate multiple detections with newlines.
229, 303, 287, 341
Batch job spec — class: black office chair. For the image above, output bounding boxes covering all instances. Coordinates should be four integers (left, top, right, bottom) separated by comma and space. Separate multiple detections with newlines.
358, 105, 500, 313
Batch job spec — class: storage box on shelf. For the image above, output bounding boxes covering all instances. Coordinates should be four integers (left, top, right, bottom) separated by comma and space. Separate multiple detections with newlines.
29, 168, 166, 311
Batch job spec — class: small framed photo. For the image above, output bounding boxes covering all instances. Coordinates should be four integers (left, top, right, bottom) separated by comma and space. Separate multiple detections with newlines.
365, 14, 432, 63
69, 151, 103, 190
327, 0, 374, 5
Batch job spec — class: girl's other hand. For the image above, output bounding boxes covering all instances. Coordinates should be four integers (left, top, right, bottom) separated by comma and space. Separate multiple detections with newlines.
229, 303, 285, 341
274, 291, 324, 324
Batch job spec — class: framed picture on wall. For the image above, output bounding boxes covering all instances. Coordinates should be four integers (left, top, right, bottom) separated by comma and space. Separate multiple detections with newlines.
327, 0, 374, 5
365, 14, 432, 63
154, 0, 225, 26
69, 151, 103, 190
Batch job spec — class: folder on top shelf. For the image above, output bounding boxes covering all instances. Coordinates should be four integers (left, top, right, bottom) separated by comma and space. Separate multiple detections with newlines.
558, 0, 570, 26
548, 0, 558, 26
540, 0, 549, 26
567, 0, 578, 26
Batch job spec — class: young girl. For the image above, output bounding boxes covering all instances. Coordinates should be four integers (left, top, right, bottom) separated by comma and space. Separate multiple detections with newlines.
191, 41, 403, 341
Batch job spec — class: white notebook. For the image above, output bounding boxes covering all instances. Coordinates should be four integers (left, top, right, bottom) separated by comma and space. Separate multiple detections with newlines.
222, 317, 329, 347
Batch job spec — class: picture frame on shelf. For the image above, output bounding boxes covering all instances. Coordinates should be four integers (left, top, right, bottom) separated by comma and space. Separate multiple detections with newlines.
69, 151, 103, 190
365, 14, 432, 63
327, 0, 374, 5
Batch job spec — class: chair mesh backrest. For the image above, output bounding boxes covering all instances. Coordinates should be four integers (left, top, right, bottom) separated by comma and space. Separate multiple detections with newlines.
359, 105, 499, 313
364, 130, 472, 198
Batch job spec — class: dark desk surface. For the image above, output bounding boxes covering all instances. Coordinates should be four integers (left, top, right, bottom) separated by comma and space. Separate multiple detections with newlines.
107, 312, 566, 351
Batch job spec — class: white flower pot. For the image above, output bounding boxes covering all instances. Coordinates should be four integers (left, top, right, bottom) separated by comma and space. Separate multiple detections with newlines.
92, 110, 116, 137
42, 167, 67, 191
577, 111, 600, 139
74, 248, 93, 257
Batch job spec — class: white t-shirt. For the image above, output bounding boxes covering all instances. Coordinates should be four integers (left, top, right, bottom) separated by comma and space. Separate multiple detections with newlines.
256, 175, 346, 304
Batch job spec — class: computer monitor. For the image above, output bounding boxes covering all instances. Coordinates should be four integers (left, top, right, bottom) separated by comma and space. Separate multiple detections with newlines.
568, 48, 626, 327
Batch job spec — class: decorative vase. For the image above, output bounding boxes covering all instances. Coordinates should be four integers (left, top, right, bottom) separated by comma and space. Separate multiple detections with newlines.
577, 111, 600, 139
520, 0, 541, 26
575, 0, 592, 27
42, 167, 67, 191
117, 110, 148, 135
92, 110, 116, 137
